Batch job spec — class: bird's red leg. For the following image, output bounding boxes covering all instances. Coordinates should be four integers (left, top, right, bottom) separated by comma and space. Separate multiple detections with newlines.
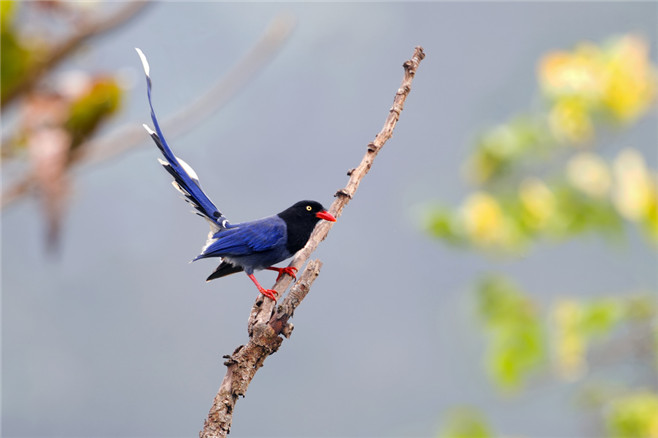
266, 266, 298, 282
247, 273, 278, 301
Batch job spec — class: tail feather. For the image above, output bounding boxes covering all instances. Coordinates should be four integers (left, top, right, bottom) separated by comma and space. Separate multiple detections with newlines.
206, 261, 244, 282
136, 48, 228, 232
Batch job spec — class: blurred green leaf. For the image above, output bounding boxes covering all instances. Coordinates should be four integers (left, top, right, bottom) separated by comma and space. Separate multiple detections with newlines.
466, 116, 550, 184
580, 298, 623, 338
488, 322, 544, 389
477, 275, 527, 326
425, 176, 627, 254
552, 184, 624, 238
1, 1, 32, 104
440, 407, 493, 438
426, 35, 655, 254
476, 275, 546, 391
605, 390, 658, 438
430, 33, 658, 438
65, 77, 122, 149
425, 206, 466, 246
622, 295, 657, 321
0, 0, 16, 27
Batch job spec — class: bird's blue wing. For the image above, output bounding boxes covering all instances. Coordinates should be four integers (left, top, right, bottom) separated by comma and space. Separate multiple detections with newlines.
196, 217, 287, 259
136, 48, 227, 230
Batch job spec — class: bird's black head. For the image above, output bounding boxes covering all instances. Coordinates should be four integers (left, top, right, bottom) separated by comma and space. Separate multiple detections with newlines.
278, 200, 336, 254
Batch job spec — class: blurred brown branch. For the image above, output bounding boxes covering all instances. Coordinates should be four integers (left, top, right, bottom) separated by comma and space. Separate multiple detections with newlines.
199, 46, 426, 438
1, 13, 296, 209
1, 1, 150, 110
75, 13, 296, 166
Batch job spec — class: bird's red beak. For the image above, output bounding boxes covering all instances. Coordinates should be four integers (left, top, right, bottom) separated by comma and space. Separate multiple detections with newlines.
316, 210, 336, 222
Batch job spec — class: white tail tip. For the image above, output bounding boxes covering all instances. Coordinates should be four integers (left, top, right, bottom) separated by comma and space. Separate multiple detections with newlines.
135, 48, 150, 77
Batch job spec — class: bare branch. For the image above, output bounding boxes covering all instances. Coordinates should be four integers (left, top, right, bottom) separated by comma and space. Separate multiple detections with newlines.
201, 260, 324, 438
200, 46, 425, 438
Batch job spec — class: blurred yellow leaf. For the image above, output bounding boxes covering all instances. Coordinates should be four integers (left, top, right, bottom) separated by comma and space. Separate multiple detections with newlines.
602, 35, 658, 123
566, 152, 612, 199
460, 192, 522, 250
539, 42, 605, 102
540, 35, 657, 133
551, 296, 645, 382
548, 97, 594, 144
519, 178, 556, 230
552, 299, 587, 380
612, 148, 657, 226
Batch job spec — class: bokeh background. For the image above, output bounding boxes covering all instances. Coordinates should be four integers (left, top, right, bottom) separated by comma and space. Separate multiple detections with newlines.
2, 2, 657, 437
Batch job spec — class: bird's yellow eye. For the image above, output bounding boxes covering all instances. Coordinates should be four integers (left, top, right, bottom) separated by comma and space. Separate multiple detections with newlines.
306, 205, 312, 211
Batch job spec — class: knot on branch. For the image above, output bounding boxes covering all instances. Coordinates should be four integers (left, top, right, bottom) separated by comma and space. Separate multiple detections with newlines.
251, 324, 282, 353
335, 188, 352, 199
403, 46, 425, 73
281, 322, 294, 338
396, 85, 411, 96
367, 142, 380, 152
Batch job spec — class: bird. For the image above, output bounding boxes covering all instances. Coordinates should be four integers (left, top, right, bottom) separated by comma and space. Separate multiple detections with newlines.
136, 48, 336, 301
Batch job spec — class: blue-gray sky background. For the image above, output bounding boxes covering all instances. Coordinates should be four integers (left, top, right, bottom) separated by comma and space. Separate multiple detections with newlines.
3, 2, 657, 437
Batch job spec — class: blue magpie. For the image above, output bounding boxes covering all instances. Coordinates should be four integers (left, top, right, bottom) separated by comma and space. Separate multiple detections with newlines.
136, 48, 336, 301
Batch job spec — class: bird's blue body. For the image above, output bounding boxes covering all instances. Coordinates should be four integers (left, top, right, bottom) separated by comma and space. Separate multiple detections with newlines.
136, 48, 335, 300
195, 216, 291, 274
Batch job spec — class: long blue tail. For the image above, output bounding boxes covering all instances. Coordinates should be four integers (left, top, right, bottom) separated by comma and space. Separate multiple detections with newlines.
136, 48, 228, 230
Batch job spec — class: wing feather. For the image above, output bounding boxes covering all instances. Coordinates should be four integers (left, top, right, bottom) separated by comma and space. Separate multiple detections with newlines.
195, 217, 286, 260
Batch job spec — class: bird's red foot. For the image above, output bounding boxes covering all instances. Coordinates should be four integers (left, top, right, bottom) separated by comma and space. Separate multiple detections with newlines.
247, 273, 278, 301
266, 266, 298, 282
259, 287, 278, 301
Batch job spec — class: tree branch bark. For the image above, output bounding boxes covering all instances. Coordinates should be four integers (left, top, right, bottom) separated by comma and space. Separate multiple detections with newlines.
199, 46, 425, 438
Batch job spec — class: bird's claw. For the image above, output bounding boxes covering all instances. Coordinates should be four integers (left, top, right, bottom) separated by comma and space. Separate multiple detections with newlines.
267, 266, 298, 282
276, 266, 298, 282
260, 288, 278, 301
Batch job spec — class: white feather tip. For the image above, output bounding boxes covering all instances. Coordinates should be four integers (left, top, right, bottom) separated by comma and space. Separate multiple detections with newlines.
176, 156, 200, 183
135, 48, 150, 77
